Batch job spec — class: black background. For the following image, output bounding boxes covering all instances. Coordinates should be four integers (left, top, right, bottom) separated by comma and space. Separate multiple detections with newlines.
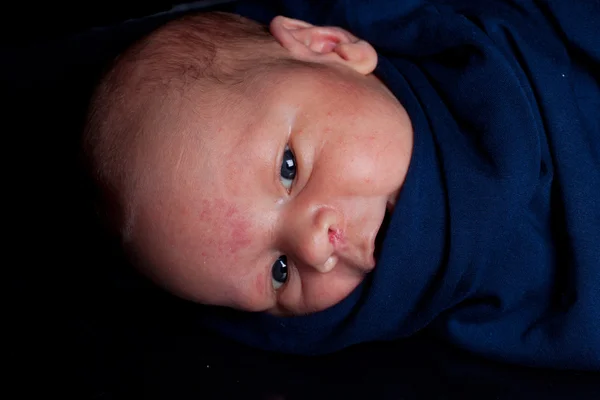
4, 1, 599, 398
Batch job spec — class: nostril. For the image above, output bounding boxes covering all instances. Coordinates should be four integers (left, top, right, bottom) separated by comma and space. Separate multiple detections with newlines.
328, 228, 344, 246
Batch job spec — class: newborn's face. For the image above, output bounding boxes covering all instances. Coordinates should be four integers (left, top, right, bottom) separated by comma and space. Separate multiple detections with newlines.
130, 62, 413, 315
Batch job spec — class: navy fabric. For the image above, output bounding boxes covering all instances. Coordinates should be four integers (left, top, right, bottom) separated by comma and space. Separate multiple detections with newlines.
199, 0, 600, 370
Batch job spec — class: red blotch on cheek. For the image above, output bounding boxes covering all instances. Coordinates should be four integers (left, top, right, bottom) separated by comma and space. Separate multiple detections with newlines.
200, 199, 211, 219
225, 203, 236, 219
198, 199, 252, 256
220, 201, 252, 255
228, 218, 252, 253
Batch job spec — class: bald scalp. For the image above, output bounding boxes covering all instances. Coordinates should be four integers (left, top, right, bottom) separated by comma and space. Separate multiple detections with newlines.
82, 12, 283, 237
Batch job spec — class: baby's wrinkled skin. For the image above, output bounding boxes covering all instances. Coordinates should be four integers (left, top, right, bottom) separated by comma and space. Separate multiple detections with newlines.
124, 16, 414, 316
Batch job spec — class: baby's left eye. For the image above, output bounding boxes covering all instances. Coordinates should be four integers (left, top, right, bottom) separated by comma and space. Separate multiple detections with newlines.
280, 145, 296, 191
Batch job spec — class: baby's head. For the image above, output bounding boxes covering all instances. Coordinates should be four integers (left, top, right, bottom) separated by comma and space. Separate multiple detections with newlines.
84, 12, 413, 316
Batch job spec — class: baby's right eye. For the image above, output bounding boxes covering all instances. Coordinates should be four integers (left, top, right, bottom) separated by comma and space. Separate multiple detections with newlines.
272, 255, 289, 290
280, 145, 296, 191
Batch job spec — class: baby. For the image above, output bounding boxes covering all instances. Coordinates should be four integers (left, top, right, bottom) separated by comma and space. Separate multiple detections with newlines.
84, 3, 600, 371
84, 11, 412, 315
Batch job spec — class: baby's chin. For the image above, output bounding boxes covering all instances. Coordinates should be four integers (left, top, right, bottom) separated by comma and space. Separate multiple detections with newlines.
374, 204, 393, 262
387, 188, 400, 212
373, 189, 398, 260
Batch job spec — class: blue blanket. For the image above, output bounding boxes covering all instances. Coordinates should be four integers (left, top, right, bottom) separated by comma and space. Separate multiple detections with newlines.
200, 0, 600, 370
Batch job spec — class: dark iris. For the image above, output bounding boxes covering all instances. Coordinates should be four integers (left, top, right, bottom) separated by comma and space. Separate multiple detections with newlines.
280, 147, 296, 181
271, 255, 289, 289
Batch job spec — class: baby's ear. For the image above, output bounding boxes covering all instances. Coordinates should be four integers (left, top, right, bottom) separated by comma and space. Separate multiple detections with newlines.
269, 16, 377, 75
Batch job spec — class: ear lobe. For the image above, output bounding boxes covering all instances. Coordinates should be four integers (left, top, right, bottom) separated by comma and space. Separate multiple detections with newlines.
270, 16, 377, 75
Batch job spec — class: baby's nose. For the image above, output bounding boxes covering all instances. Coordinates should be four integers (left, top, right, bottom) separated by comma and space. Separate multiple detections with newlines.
295, 228, 335, 270
294, 207, 340, 272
